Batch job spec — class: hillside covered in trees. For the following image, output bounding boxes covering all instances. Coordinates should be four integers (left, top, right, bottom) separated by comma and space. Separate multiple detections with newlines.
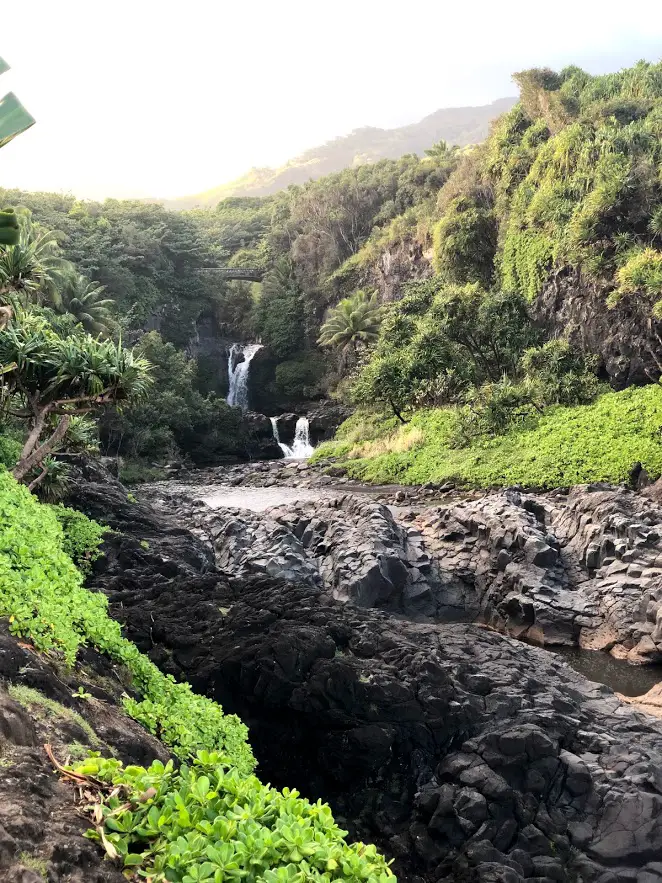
7, 59, 662, 489
315, 59, 662, 488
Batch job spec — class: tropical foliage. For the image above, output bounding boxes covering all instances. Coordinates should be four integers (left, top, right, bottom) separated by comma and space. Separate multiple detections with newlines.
0, 311, 151, 487
100, 331, 244, 468
0, 469, 253, 766
318, 290, 382, 357
315, 384, 662, 490
74, 752, 394, 883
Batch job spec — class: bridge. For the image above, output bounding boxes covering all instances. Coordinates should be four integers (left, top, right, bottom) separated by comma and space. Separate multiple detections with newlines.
198, 267, 265, 282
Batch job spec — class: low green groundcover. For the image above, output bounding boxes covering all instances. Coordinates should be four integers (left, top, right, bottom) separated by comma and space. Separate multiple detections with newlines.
75, 752, 394, 882
314, 385, 662, 489
0, 466, 393, 879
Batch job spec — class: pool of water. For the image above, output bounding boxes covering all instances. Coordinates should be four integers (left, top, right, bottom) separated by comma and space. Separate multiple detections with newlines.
553, 646, 662, 697
200, 485, 330, 512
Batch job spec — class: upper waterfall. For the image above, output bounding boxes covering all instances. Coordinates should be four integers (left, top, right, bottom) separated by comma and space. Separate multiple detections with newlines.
226, 343, 262, 411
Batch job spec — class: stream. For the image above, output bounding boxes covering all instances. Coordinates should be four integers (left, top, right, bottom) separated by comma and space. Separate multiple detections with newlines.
195, 477, 662, 699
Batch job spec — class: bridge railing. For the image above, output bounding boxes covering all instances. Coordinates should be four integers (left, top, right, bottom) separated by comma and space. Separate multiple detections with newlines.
198, 267, 264, 281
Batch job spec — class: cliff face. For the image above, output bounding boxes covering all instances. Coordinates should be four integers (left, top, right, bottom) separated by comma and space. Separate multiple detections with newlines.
533, 271, 662, 388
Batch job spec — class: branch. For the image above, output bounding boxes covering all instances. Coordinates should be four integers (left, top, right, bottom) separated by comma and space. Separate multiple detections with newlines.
13, 414, 71, 483
27, 464, 49, 492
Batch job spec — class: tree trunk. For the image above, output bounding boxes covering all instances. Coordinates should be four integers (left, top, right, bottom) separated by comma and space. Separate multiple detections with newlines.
13, 414, 71, 483
388, 399, 408, 425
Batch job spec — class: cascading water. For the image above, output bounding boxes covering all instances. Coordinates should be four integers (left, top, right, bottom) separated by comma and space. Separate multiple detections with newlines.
226, 343, 263, 411
270, 415, 315, 459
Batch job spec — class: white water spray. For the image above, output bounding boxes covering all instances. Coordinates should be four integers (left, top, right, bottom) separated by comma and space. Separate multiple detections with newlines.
226, 343, 263, 411
270, 415, 315, 459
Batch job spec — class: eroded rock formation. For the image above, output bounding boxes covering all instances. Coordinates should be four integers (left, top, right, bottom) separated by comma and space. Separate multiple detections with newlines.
63, 471, 662, 882
145, 481, 662, 663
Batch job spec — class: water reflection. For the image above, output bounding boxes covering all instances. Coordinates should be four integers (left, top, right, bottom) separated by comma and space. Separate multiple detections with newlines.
201, 485, 328, 512
553, 646, 662, 696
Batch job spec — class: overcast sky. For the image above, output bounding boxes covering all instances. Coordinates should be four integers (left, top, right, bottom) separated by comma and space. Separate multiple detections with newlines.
1, 0, 662, 201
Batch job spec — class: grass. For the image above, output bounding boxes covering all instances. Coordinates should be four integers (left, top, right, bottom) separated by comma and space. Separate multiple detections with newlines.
313, 385, 662, 489
18, 852, 47, 878
7, 683, 99, 745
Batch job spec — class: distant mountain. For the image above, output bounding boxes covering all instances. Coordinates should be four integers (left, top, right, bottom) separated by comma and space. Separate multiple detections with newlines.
157, 97, 517, 210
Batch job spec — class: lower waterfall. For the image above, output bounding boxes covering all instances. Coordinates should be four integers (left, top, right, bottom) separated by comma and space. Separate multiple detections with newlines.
270, 415, 314, 459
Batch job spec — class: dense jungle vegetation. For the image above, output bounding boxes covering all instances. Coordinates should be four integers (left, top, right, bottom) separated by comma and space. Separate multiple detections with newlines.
4, 59, 662, 487
315, 59, 662, 487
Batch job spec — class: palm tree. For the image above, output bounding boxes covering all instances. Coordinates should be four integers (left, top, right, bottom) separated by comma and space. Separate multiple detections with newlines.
318, 290, 382, 362
0, 211, 68, 304
57, 271, 116, 335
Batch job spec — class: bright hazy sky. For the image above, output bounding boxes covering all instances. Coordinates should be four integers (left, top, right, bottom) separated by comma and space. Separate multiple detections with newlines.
2, 0, 662, 201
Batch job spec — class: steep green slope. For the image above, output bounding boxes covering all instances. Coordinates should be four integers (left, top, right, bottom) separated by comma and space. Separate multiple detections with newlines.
433, 62, 662, 310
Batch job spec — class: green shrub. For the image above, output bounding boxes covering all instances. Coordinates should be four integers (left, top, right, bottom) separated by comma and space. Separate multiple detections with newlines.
520, 339, 601, 405
0, 468, 252, 769
612, 248, 662, 311
0, 432, 21, 469
432, 196, 497, 287
318, 385, 662, 490
49, 504, 108, 574
274, 354, 326, 402
74, 752, 394, 883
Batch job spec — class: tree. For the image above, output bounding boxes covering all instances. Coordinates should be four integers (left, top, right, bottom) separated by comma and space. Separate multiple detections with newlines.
0, 312, 151, 488
99, 331, 243, 466
56, 270, 116, 335
254, 257, 305, 358
424, 139, 457, 160
0, 211, 68, 304
318, 290, 382, 363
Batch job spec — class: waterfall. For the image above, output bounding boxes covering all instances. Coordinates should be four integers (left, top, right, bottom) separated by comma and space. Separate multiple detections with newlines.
270, 416, 291, 458
226, 343, 263, 411
270, 415, 315, 459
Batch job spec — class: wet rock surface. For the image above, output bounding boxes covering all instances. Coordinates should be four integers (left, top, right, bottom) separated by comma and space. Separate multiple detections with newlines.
142, 476, 662, 663
65, 472, 662, 882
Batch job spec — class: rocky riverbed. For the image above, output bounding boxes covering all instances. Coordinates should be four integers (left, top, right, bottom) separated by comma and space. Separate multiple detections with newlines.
141, 464, 662, 667
66, 462, 662, 882
8, 458, 662, 882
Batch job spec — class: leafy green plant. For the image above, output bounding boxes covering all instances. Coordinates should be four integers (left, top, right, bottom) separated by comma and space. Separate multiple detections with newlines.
611, 248, 662, 312
49, 504, 108, 574
73, 752, 394, 883
0, 309, 152, 487
315, 384, 662, 490
318, 291, 382, 356
0, 469, 253, 768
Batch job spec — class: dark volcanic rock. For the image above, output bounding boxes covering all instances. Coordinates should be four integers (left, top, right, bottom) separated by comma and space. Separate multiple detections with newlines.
153, 481, 662, 662
70, 474, 662, 883
0, 622, 167, 882
306, 401, 354, 444
243, 411, 283, 460
533, 269, 662, 387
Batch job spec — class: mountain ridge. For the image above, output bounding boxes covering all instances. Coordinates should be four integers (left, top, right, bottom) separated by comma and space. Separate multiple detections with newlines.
154, 96, 517, 210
